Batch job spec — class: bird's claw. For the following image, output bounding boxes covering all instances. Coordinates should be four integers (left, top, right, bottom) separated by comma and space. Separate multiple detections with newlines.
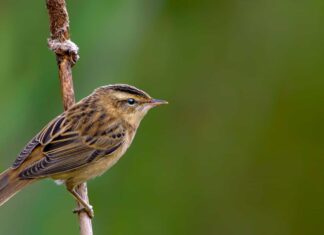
73, 205, 94, 219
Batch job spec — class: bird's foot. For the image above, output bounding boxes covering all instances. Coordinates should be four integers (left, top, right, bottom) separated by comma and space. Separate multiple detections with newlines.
73, 205, 94, 219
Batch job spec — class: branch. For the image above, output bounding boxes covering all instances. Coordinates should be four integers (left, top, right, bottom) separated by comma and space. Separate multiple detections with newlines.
45, 1, 93, 234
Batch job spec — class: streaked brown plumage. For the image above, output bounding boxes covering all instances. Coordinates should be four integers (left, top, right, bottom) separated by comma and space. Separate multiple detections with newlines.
0, 84, 167, 218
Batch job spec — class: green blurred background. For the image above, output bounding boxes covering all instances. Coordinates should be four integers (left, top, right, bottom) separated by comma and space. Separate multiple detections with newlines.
0, 0, 323, 234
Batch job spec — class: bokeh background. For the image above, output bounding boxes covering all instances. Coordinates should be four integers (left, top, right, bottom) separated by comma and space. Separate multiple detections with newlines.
0, 0, 323, 234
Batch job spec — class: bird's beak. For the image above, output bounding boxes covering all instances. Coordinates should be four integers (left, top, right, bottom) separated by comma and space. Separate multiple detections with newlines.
149, 99, 168, 107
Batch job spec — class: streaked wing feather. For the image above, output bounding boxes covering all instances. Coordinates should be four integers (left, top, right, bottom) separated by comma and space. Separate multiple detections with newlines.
20, 146, 93, 178
19, 121, 125, 179
12, 137, 40, 169
83, 123, 126, 149
12, 115, 68, 169
38, 115, 67, 144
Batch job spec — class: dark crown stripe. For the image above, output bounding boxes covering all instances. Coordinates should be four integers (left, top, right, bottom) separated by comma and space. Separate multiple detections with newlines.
108, 85, 150, 98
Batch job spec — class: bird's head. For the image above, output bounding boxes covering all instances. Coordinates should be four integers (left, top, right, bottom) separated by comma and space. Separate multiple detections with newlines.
95, 84, 167, 127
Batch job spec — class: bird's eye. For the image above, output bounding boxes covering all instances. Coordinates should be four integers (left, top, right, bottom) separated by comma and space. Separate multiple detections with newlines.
127, 98, 136, 105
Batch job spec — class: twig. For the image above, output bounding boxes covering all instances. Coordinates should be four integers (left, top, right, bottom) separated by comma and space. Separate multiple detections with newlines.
45, 1, 93, 235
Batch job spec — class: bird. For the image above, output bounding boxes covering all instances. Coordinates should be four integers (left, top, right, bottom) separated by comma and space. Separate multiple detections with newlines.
0, 84, 167, 218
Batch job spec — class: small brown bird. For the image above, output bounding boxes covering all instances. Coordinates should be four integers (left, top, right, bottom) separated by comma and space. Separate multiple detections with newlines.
0, 84, 167, 218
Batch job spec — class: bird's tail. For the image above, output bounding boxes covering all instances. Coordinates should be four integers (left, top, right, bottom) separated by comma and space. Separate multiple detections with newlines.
0, 168, 35, 206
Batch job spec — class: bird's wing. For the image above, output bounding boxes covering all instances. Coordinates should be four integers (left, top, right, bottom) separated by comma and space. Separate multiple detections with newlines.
13, 115, 67, 169
17, 113, 126, 179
